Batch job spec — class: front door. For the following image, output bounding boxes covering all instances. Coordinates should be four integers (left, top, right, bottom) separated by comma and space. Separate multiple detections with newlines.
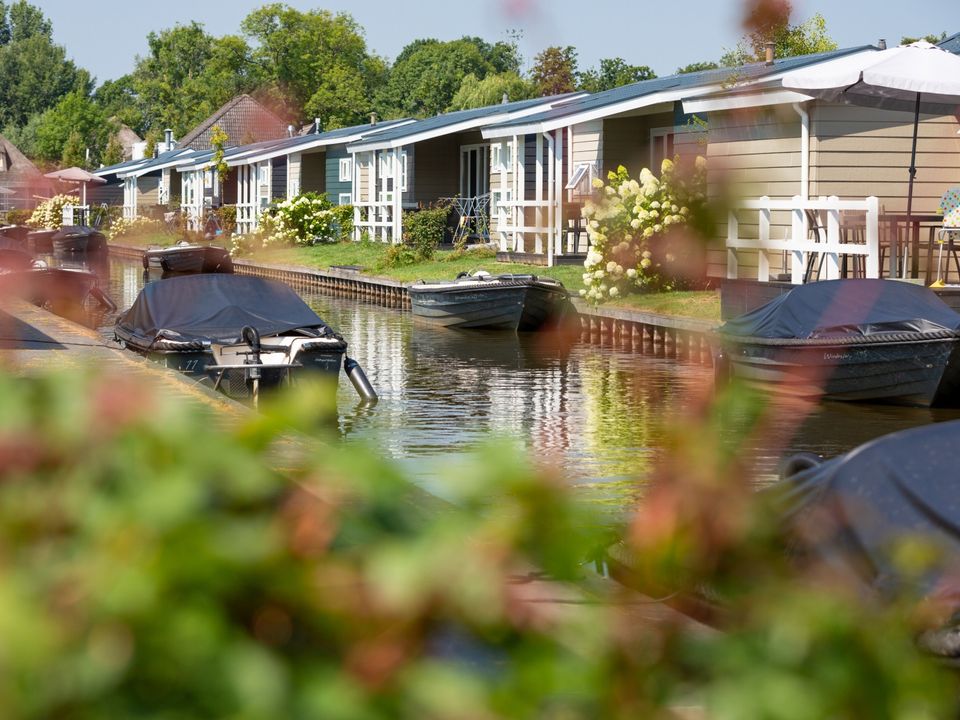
460, 144, 489, 198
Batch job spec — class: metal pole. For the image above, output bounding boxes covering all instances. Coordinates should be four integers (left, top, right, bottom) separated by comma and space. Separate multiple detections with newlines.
906, 92, 921, 224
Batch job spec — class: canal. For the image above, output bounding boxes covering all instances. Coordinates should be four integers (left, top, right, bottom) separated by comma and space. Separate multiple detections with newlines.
79, 255, 960, 509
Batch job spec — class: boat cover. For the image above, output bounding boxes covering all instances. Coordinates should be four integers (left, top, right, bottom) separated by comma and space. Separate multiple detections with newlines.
720, 279, 960, 339
117, 274, 330, 346
772, 420, 960, 599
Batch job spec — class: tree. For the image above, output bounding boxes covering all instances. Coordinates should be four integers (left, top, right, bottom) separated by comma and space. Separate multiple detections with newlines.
0, 1, 88, 128
578, 58, 656, 93
375, 36, 520, 118
676, 61, 720, 74
128, 23, 261, 138
101, 133, 124, 167
901, 32, 947, 45
209, 124, 229, 198
720, 1, 837, 66
60, 129, 85, 168
448, 71, 535, 111
530, 46, 578, 96
30, 90, 113, 165
242, 4, 378, 127
94, 75, 142, 133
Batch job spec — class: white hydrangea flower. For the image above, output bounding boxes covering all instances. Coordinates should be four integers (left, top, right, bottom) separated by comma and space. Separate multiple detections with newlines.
592, 177, 605, 189
642, 250, 652, 259
626, 268, 637, 279
609, 286, 619, 297
630, 218, 641, 230
640, 258, 652, 269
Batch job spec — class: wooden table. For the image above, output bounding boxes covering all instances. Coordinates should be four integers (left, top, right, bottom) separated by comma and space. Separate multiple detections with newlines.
879, 213, 943, 280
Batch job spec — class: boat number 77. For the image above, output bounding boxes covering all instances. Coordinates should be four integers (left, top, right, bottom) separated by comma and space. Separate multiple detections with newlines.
184, 359, 200, 372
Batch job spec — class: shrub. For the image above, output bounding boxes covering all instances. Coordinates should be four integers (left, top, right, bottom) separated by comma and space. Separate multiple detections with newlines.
402, 205, 450, 260
28, 194, 77, 229
331, 203, 354, 242
580, 158, 709, 304
218, 204, 237, 237
261, 192, 339, 246
105, 216, 168, 241
4, 208, 31, 225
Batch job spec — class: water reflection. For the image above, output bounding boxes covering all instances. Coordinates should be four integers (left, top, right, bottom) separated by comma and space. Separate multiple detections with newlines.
90, 257, 960, 509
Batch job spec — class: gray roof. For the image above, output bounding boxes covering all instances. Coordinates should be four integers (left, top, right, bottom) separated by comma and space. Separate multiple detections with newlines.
484, 46, 876, 132
348, 95, 575, 148
940, 32, 960, 54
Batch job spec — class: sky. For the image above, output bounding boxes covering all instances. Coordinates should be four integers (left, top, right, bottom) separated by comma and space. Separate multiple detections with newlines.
33, 0, 958, 85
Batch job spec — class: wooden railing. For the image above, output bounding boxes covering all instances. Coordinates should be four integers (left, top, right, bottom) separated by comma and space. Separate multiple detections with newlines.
727, 195, 880, 284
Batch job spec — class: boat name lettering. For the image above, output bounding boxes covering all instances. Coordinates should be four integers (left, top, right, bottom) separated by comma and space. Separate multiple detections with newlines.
823, 352, 851, 361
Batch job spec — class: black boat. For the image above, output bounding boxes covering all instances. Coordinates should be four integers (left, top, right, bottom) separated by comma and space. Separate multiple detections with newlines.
52, 225, 107, 254
776, 422, 960, 644
0, 240, 113, 313
142, 240, 233, 275
26, 229, 56, 253
716, 279, 960, 406
115, 274, 350, 399
0, 225, 29, 243
408, 272, 571, 331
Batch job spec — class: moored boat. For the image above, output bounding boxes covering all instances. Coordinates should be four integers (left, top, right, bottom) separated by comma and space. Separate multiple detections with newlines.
408, 272, 571, 331
52, 225, 107, 254
26, 229, 56, 253
716, 279, 960, 406
143, 240, 233, 275
114, 274, 351, 400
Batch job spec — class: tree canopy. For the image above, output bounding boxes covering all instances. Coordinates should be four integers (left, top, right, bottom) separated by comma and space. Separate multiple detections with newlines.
720, 1, 838, 66
530, 45, 579, 97
578, 58, 656, 93
447, 71, 535, 111
375, 36, 521, 119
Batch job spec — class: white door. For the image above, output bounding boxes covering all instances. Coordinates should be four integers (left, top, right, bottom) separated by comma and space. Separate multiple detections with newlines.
460, 145, 489, 198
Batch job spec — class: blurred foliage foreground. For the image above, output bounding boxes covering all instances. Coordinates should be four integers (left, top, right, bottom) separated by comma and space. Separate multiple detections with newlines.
0, 366, 957, 719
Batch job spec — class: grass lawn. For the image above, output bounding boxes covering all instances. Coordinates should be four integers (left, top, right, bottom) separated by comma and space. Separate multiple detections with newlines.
110, 231, 180, 248
247, 243, 720, 322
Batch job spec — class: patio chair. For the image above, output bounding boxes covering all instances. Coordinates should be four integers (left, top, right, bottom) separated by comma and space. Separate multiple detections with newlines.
803, 208, 827, 283
805, 208, 869, 282
932, 186, 960, 285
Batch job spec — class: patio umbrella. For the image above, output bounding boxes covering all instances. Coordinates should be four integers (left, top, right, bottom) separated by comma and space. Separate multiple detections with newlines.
43, 166, 106, 205
781, 41, 960, 228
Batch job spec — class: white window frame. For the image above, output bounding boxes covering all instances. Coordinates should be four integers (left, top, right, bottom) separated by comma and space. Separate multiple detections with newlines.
490, 187, 513, 224
339, 157, 352, 182
399, 151, 408, 193
338, 192, 351, 206
490, 142, 513, 173
203, 169, 213, 189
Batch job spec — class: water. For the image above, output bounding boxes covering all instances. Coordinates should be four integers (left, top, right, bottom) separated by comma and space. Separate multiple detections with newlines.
78, 256, 960, 509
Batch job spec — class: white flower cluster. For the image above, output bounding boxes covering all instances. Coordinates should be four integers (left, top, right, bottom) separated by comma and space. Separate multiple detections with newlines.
106, 216, 165, 241
262, 193, 336, 247
27, 195, 78, 230
578, 157, 706, 305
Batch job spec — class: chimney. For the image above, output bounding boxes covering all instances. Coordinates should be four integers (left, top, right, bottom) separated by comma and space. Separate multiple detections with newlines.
878, 38, 887, 50
164, 128, 174, 150
764, 41, 775, 65
502, 92, 509, 105
314, 117, 321, 135
369, 112, 378, 126
287, 124, 295, 138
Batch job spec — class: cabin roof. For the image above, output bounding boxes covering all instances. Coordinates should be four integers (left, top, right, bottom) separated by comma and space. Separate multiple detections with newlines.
177, 94, 289, 151
347, 94, 580, 151
481, 45, 876, 137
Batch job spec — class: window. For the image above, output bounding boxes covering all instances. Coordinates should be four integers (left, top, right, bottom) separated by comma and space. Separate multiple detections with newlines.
339, 157, 352, 182
650, 127, 676, 173
490, 188, 513, 225
566, 162, 591, 191
399, 151, 408, 192
203, 169, 213, 189
490, 142, 513, 172
338, 192, 351, 206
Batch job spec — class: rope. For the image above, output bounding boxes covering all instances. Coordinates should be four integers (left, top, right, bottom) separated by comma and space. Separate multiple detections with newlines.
720, 328, 960, 347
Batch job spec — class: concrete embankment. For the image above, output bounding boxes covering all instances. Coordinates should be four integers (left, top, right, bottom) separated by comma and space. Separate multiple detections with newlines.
111, 243, 718, 363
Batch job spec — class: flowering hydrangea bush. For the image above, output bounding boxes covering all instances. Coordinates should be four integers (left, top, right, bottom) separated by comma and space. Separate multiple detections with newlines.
580, 157, 707, 304
105, 216, 166, 241
27, 194, 77, 229
261, 192, 339, 246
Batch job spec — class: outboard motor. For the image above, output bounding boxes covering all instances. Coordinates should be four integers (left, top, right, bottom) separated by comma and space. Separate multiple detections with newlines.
344, 357, 377, 403
241, 325, 263, 405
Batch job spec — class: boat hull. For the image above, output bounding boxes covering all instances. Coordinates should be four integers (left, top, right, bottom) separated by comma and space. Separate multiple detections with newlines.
0, 268, 98, 309
143, 245, 233, 275
409, 278, 570, 331
52, 231, 107, 254
26, 230, 55, 253
720, 334, 960, 407
122, 343, 345, 400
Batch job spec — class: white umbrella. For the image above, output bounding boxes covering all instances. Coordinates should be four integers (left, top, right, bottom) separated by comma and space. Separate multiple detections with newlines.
43, 166, 106, 205
782, 41, 960, 223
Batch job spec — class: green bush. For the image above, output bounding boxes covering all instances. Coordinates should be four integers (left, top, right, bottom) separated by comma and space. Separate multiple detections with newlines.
218, 204, 237, 237
403, 205, 450, 260
4, 208, 31, 225
262, 192, 338, 246
331, 203, 354, 242
0, 367, 956, 718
